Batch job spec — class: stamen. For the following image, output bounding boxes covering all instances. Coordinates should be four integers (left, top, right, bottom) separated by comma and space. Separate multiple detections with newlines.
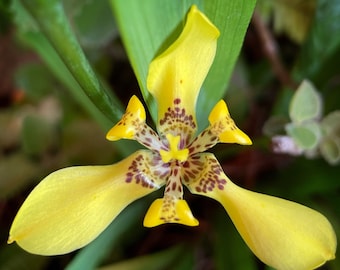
159, 134, 189, 163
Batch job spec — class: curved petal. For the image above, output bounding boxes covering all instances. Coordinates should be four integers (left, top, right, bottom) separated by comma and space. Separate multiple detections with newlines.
106, 95, 146, 141
8, 150, 164, 255
186, 153, 336, 270
143, 196, 199, 227
147, 5, 219, 141
188, 100, 252, 155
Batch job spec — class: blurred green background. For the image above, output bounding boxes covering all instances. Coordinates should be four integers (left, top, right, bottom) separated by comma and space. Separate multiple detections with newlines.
0, 0, 339, 269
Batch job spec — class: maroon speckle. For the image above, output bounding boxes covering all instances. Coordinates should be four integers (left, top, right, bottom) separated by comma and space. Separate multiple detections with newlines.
172, 182, 177, 191
218, 185, 224, 190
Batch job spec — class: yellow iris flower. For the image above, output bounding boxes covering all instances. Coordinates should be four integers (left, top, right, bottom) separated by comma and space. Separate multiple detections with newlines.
8, 5, 336, 270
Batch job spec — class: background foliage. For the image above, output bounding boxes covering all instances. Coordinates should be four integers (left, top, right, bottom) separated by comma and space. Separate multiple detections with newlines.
0, 0, 339, 269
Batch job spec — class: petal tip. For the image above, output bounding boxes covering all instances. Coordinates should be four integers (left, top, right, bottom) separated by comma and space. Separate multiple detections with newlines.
209, 100, 252, 145
220, 129, 253, 145
7, 235, 15, 244
106, 95, 146, 141
189, 5, 220, 38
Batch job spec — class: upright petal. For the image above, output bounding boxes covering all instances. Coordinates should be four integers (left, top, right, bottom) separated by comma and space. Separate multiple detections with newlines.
186, 153, 336, 270
147, 5, 220, 141
188, 100, 252, 155
208, 100, 252, 145
8, 150, 164, 255
106, 95, 163, 151
106, 95, 146, 141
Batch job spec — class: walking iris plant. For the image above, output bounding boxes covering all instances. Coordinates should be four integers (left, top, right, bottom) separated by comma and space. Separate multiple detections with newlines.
8, 5, 336, 270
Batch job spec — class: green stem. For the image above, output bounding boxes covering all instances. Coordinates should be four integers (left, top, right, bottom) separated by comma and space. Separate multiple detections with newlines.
21, 0, 123, 122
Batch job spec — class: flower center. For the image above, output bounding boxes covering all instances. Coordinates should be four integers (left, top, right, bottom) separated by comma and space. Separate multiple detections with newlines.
159, 133, 189, 163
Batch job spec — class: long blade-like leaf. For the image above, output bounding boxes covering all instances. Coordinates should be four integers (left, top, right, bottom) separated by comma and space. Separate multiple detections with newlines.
21, 0, 124, 122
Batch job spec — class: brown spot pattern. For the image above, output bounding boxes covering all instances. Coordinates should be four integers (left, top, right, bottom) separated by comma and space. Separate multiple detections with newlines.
159, 99, 196, 143
182, 154, 227, 193
125, 153, 169, 188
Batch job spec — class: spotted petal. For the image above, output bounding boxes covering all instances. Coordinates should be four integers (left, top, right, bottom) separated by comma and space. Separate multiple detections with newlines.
106, 95, 146, 141
143, 196, 199, 227
8, 150, 164, 255
107, 95, 163, 151
186, 153, 336, 270
188, 100, 252, 155
147, 5, 220, 141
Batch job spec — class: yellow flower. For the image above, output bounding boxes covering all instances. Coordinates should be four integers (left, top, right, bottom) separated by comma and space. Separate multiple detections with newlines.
8, 5, 336, 269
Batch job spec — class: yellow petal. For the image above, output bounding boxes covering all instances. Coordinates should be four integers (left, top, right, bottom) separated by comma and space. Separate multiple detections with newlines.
147, 5, 219, 139
143, 196, 199, 227
106, 95, 146, 141
217, 182, 336, 269
186, 153, 336, 269
208, 100, 252, 145
8, 150, 163, 255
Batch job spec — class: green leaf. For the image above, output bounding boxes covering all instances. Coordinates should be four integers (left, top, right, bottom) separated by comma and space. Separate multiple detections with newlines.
320, 136, 340, 165
110, 0, 256, 127
321, 110, 340, 136
19, 0, 123, 122
289, 80, 322, 123
12, 0, 140, 158
285, 122, 322, 150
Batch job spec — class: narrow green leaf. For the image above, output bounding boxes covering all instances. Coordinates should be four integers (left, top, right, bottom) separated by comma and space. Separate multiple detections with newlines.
20, 0, 123, 122
16, 30, 113, 129
289, 80, 322, 123
12, 0, 138, 156
110, 0, 256, 127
